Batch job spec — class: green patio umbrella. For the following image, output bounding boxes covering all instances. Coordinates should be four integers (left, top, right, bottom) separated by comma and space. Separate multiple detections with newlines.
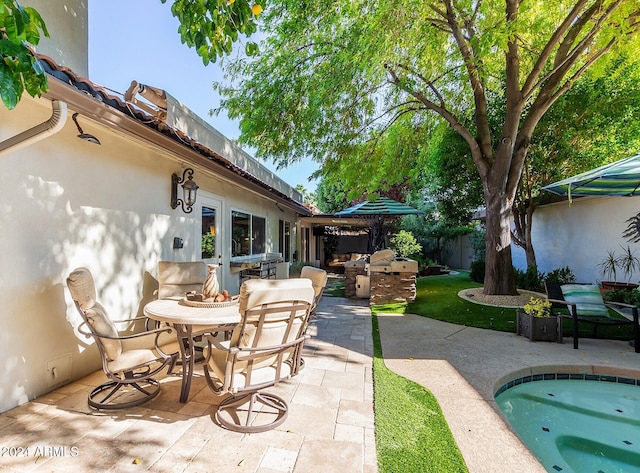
335, 196, 424, 217
335, 196, 423, 252
542, 153, 640, 242
542, 153, 640, 199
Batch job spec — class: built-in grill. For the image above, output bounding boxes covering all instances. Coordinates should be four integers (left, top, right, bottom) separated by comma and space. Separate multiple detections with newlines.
344, 250, 418, 304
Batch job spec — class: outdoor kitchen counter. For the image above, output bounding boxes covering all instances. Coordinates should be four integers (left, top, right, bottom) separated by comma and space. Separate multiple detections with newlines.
229, 253, 283, 273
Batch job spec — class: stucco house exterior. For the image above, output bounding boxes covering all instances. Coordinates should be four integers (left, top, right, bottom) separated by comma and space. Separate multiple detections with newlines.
0, 1, 319, 413
511, 195, 640, 284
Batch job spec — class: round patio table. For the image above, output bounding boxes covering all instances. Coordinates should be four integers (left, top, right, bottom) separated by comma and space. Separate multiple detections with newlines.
143, 298, 240, 403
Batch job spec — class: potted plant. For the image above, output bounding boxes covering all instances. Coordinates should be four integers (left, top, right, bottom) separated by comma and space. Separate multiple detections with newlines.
598, 245, 640, 292
516, 297, 560, 342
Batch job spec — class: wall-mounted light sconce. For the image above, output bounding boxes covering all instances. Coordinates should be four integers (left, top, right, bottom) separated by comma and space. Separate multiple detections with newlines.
72, 113, 101, 145
171, 168, 199, 213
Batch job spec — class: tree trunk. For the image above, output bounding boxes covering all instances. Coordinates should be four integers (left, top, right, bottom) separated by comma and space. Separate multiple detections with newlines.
523, 219, 537, 268
512, 201, 538, 268
483, 187, 518, 295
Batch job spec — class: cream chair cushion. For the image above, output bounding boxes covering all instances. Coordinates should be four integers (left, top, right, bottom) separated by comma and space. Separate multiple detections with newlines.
370, 249, 395, 264
300, 266, 327, 302
206, 278, 314, 387
67, 266, 97, 309
84, 303, 122, 360
157, 261, 207, 299
68, 268, 122, 361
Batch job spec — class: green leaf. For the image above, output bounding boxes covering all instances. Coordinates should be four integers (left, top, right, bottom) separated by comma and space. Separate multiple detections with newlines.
245, 41, 259, 56
0, 63, 21, 109
24, 6, 49, 39
3, 13, 20, 41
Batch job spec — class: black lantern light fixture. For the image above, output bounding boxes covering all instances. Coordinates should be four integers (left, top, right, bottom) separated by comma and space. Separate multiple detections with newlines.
171, 168, 199, 213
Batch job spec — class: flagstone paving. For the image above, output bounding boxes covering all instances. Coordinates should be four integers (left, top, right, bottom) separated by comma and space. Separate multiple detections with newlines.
0, 295, 376, 473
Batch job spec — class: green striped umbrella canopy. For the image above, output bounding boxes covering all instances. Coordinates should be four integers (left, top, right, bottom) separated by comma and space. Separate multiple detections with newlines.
542, 153, 640, 199
335, 196, 423, 216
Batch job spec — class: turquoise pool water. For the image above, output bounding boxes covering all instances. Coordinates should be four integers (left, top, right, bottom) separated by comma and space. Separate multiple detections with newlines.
495, 374, 640, 473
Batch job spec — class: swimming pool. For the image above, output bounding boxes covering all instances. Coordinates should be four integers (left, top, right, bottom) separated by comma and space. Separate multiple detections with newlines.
495, 373, 640, 473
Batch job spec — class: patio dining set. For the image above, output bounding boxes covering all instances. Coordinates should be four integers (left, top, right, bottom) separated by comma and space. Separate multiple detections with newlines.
66, 262, 328, 433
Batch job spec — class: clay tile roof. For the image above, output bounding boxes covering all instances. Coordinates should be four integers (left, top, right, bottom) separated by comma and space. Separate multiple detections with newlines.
36, 54, 311, 216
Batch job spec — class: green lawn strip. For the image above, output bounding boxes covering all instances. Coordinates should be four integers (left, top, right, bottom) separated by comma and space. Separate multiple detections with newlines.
407, 273, 517, 332
408, 272, 634, 340
329, 279, 345, 297
370, 306, 468, 473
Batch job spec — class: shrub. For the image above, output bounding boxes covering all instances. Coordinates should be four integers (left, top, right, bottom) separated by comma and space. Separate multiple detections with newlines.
289, 261, 316, 278
545, 266, 576, 285
390, 230, 422, 259
624, 289, 640, 306
605, 288, 640, 305
201, 232, 216, 258
514, 265, 545, 292
470, 259, 485, 283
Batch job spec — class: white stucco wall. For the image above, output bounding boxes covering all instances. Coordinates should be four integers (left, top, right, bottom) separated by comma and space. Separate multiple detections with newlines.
511, 195, 640, 284
0, 96, 301, 412
23, 0, 89, 77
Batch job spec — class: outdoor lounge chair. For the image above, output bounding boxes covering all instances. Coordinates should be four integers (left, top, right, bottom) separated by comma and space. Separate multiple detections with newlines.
544, 282, 640, 352
202, 278, 315, 432
67, 267, 180, 409
300, 265, 328, 314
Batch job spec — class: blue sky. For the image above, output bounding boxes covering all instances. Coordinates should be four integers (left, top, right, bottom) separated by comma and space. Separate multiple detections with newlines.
88, 1, 318, 192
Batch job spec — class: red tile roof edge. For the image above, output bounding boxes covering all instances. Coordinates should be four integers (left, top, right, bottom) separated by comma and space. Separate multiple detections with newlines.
36, 54, 311, 215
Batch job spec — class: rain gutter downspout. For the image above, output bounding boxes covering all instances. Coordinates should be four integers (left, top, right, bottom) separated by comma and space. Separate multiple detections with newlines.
0, 100, 67, 157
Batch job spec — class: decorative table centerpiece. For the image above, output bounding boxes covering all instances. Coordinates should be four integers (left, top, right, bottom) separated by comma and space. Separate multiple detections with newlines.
184, 262, 238, 307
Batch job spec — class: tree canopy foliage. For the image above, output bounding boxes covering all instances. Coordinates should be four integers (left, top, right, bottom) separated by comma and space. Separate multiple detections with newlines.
161, 0, 264, 64
211, 0, 640, 294
0, 0, 48, 109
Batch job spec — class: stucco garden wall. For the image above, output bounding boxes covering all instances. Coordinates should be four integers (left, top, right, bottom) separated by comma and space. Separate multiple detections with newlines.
0, 97, 300, 412
511, 195, 640, 284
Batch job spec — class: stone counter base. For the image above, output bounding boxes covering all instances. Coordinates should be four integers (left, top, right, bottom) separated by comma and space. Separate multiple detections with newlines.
370, 272, 417, 305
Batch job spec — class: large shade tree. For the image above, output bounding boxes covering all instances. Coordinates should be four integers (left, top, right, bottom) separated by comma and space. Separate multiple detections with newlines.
210, 0, 640, 295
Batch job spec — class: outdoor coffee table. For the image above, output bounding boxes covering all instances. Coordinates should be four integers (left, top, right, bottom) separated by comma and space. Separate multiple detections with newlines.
143, 298, 241, 403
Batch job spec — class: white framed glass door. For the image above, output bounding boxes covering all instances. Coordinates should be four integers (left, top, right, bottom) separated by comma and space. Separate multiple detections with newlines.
198, 193, 223, 262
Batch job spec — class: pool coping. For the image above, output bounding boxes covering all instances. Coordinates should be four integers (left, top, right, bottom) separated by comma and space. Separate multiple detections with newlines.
493, 364, 640, 397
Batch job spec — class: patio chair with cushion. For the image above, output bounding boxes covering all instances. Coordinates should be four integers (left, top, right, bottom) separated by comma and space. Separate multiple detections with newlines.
300, 265, 328, 314
156, 260, 207, 300
202, 278, 315, 432
154, 260, 223, 354
67, 267, 180, 409
544, 282, 639, 352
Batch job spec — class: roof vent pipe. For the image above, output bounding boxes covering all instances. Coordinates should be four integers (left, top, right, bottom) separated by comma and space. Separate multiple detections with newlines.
0, 100, 68, 158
